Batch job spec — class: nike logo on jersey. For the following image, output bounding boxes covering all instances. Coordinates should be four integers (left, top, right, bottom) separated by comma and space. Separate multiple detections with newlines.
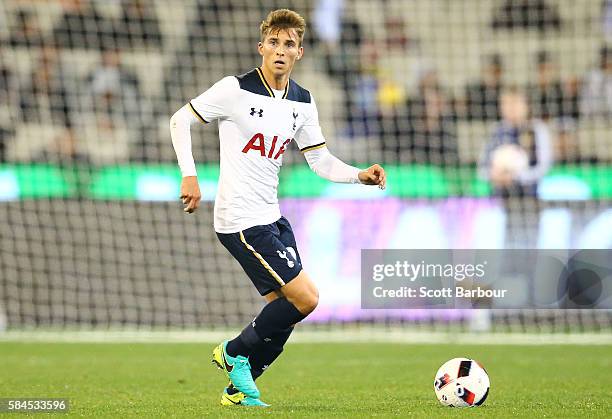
277, 250, 295, 268
250, 107, 263, 117
242, 133, 292, 160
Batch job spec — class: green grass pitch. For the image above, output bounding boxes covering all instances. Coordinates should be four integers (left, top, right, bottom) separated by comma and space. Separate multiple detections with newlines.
0, 342, 610, 417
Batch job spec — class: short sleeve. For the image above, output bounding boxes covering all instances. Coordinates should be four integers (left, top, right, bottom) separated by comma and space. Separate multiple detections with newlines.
295, 95, 327, 153
189, 76, 238, 124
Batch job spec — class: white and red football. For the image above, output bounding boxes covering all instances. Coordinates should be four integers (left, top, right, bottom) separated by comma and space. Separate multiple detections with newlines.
433, 358, 490, 407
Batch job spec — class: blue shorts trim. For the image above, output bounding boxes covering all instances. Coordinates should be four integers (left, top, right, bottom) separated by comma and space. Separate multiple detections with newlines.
216, 216, 303, 296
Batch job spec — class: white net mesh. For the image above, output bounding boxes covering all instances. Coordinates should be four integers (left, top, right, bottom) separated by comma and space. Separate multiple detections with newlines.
0, 0, 610, 332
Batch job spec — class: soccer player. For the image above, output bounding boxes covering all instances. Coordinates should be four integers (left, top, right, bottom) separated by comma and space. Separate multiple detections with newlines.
170, 9, 386, 407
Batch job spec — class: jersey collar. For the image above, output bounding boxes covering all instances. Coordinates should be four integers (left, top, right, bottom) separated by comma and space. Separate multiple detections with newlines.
256, 67, 289, 99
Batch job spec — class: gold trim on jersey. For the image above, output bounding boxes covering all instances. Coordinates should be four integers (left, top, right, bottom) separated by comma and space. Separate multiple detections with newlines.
188, 102, 208, 124
256, 68, 274, 97
300, 142, 327, 153
239, 231, 286, 286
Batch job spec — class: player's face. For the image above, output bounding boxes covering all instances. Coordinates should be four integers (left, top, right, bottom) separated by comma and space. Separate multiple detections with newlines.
258, 28, 303, 78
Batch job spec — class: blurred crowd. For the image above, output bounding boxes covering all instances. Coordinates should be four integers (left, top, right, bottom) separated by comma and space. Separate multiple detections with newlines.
314, 0, 611, 196
0, 0, 610, 196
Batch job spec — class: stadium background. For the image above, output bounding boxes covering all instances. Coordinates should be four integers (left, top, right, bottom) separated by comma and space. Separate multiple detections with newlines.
0, 0, 610, 336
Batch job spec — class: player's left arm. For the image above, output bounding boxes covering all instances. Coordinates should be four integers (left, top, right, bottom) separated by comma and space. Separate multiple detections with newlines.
302, 146, 386, 189
296, 95, 386, 189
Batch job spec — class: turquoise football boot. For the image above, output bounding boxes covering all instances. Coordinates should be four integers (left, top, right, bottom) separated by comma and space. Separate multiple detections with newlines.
220, 386, 270, 407
240, 396, 270, 407
212, 341, 260, 399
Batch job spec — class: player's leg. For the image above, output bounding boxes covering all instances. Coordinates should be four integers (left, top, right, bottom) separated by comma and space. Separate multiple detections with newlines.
225, 217, 317, 359
213, 229, 281, 400
239, 216, 312, 382
224, 272, 317, 398
226, 290, 288, 392
214, 222, 310, 400
224, 274, 314, 403
245, 291, 293, 382
224, 290, 289, 404
273, 216, 318, 315
231, 275, 317, 390
224, 270, 315, 357
250, 272, 319, 373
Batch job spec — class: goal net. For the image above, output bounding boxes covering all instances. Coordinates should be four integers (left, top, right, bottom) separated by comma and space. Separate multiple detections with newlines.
0, 0, 610, 335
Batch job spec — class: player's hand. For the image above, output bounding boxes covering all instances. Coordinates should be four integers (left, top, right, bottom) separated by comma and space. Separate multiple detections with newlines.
358, 164, 386, 189
180, 176, 201, 214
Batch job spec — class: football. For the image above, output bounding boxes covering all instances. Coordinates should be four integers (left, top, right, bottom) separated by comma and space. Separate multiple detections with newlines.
433, 358, 490, 407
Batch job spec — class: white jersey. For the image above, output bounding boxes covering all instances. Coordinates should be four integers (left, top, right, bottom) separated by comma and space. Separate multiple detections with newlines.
189, 68, 326, 233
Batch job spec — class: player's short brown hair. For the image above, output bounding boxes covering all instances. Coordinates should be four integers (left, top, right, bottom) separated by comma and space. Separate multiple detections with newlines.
260, 9, 306, 46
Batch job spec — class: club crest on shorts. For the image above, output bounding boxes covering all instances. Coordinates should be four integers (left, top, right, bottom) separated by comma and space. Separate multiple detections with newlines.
276, 250, 295, 268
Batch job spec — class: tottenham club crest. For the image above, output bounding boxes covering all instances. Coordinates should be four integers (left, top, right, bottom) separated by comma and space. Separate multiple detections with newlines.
277, 250, 295, 268
292, 109, 298, 131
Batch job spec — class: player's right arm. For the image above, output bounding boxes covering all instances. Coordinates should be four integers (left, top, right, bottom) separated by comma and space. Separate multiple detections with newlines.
169, 76, 236, 213
170, 106, 201, 213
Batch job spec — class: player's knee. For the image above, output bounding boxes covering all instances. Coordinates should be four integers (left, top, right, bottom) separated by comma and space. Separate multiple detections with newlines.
284, 272, 319, 315
299, 289, 319, 315
290, 292, 318, 315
